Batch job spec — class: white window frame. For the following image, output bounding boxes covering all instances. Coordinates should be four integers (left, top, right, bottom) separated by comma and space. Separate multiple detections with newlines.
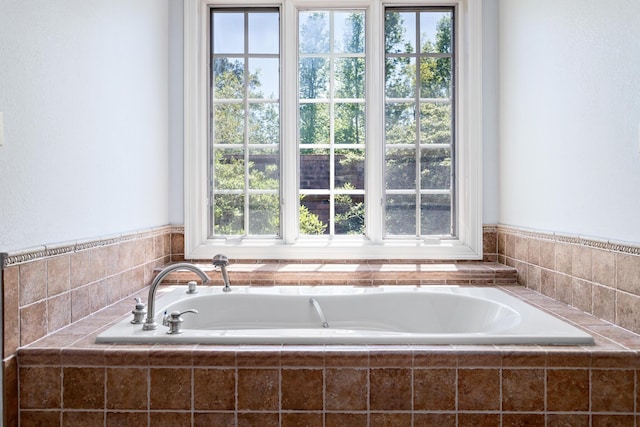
184, 0, 483, 260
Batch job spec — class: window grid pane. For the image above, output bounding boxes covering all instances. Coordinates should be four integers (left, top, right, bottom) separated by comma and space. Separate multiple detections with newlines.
384, 8, 454, 237
298, 10, 366, 237
210, 9, 280, 238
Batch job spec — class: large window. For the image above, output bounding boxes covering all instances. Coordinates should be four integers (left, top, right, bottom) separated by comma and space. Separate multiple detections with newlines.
185, 0, 483, 260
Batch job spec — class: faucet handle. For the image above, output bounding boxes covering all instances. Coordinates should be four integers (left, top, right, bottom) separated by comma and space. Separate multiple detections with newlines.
165, 309, 199, 335
130, 297, 147, 324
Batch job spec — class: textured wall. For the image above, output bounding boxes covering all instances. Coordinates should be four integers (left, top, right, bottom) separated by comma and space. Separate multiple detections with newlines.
499, 0, 640, 243
0, 0, 170, 252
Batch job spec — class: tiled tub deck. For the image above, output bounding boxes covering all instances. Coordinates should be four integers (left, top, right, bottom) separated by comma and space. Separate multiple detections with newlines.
16, 284, 640, 427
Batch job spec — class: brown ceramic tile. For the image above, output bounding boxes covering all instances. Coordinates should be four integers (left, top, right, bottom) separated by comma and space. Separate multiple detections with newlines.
149, 411, 192, 426
555, 242, 573, 275
106, 367, 148, 410
62, 367, 105, 409
571, 245, 592, 280
414, 413, 457, 427
540, 268, 556, 298
62, 410, 104, 426
591, 369, 635, 412
456, 350, 502, 367
20, 410, 61, 426
281, 412, 323, 427
237, 368, 279, 410
591, 414, 636, 427
103, 243, 122, 277
527, 238, 540, 266
104, 347, 150, 366
119, 240, 139, 271
370, 413, 412, 427
3, 265, 20, 358
501, 368, 544, 411
539, 239, 555, 270
61, 347, 106, 366
194, 412, 236, 427
369, 368, 411, 410
281, 368, 323, 410
47, 292, 72, 332
238, 412, 280, 427
89, 280, 109, 313
412, 349, 457, 367
150, 367, 191, 410
501, 349, 546, 367
325, 368, 368, 411
192, 346, 237, 366
616, 252, 640, 295
592, 284, 615, 323
105, 275, 124, 305
369, 347, 413, 367
458, 368, 500, 411
572, 278, 593, 314
325, 413, 368, 427
236, 347, 281, 366
47, 255, 71, 297
169, 233, 183, 257
19, 259, 47, 306
3, 357, 18, 426
514, 235, 528, 261
527, 264, 542, 292
107, 411, 149, 427
70, 285, 93, 323
546, 414, 590, 427
501, 413, 545, 426
592, 248, 615, 287
546, 349, 591, 368
193, 368, 236, 410
616, 291, 640, 334
546, 368, 589, 411
457, 413, 501, 427
324, 346, 369, 366
70, 250, 93, 289
20, 301, 47, 347
413, 368, 456, 410
149, 346, 196, 366
555, 273, 572, 305
280, 346, 325, 366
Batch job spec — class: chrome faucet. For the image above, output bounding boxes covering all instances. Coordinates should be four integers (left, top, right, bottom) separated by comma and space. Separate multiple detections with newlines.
142, 263, 210, 331
212, 254, 232, 292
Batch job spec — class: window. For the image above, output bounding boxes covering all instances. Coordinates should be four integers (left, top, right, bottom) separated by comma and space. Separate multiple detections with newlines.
184, 0, 483, 260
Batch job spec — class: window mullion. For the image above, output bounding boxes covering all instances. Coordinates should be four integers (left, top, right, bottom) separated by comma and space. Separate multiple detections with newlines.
244, 12, 251, 236
282, 1, 299, 244
414, 11, 422, 237
365, 0, 384, 244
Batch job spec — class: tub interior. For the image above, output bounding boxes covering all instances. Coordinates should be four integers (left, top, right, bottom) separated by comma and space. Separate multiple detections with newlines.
96, 285, 595, 345
164, 292, 521, 334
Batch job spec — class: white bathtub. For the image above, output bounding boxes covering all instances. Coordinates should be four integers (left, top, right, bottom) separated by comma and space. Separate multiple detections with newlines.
96, 286, 594, 345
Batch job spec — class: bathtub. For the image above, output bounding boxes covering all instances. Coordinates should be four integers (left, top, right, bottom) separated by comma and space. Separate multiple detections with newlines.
96, 286, 594, 345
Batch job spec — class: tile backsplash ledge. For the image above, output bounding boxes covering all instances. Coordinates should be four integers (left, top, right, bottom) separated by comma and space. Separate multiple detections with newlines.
497, 225, 640, 334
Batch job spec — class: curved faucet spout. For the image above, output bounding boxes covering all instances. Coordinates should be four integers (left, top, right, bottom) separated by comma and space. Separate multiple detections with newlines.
142, 263, 210, 331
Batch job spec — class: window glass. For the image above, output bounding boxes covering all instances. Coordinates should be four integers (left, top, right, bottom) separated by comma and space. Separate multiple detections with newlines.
384, 8, 454, 237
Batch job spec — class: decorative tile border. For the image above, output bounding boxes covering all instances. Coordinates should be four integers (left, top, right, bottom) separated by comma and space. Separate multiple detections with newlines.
1, 226, 173, 269
497, 225, 640, 256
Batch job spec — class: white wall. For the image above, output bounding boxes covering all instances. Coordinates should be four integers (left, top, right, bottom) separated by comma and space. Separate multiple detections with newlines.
0, 0, 170, 252
482, 0, 500, 225
499, 0, 640, 244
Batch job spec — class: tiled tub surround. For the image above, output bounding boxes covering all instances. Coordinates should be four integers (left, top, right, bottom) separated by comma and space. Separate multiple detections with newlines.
497, 225, 640, 335
4, 224, 640, 426
1, 225, 504, 425
16, 285, 640, 426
